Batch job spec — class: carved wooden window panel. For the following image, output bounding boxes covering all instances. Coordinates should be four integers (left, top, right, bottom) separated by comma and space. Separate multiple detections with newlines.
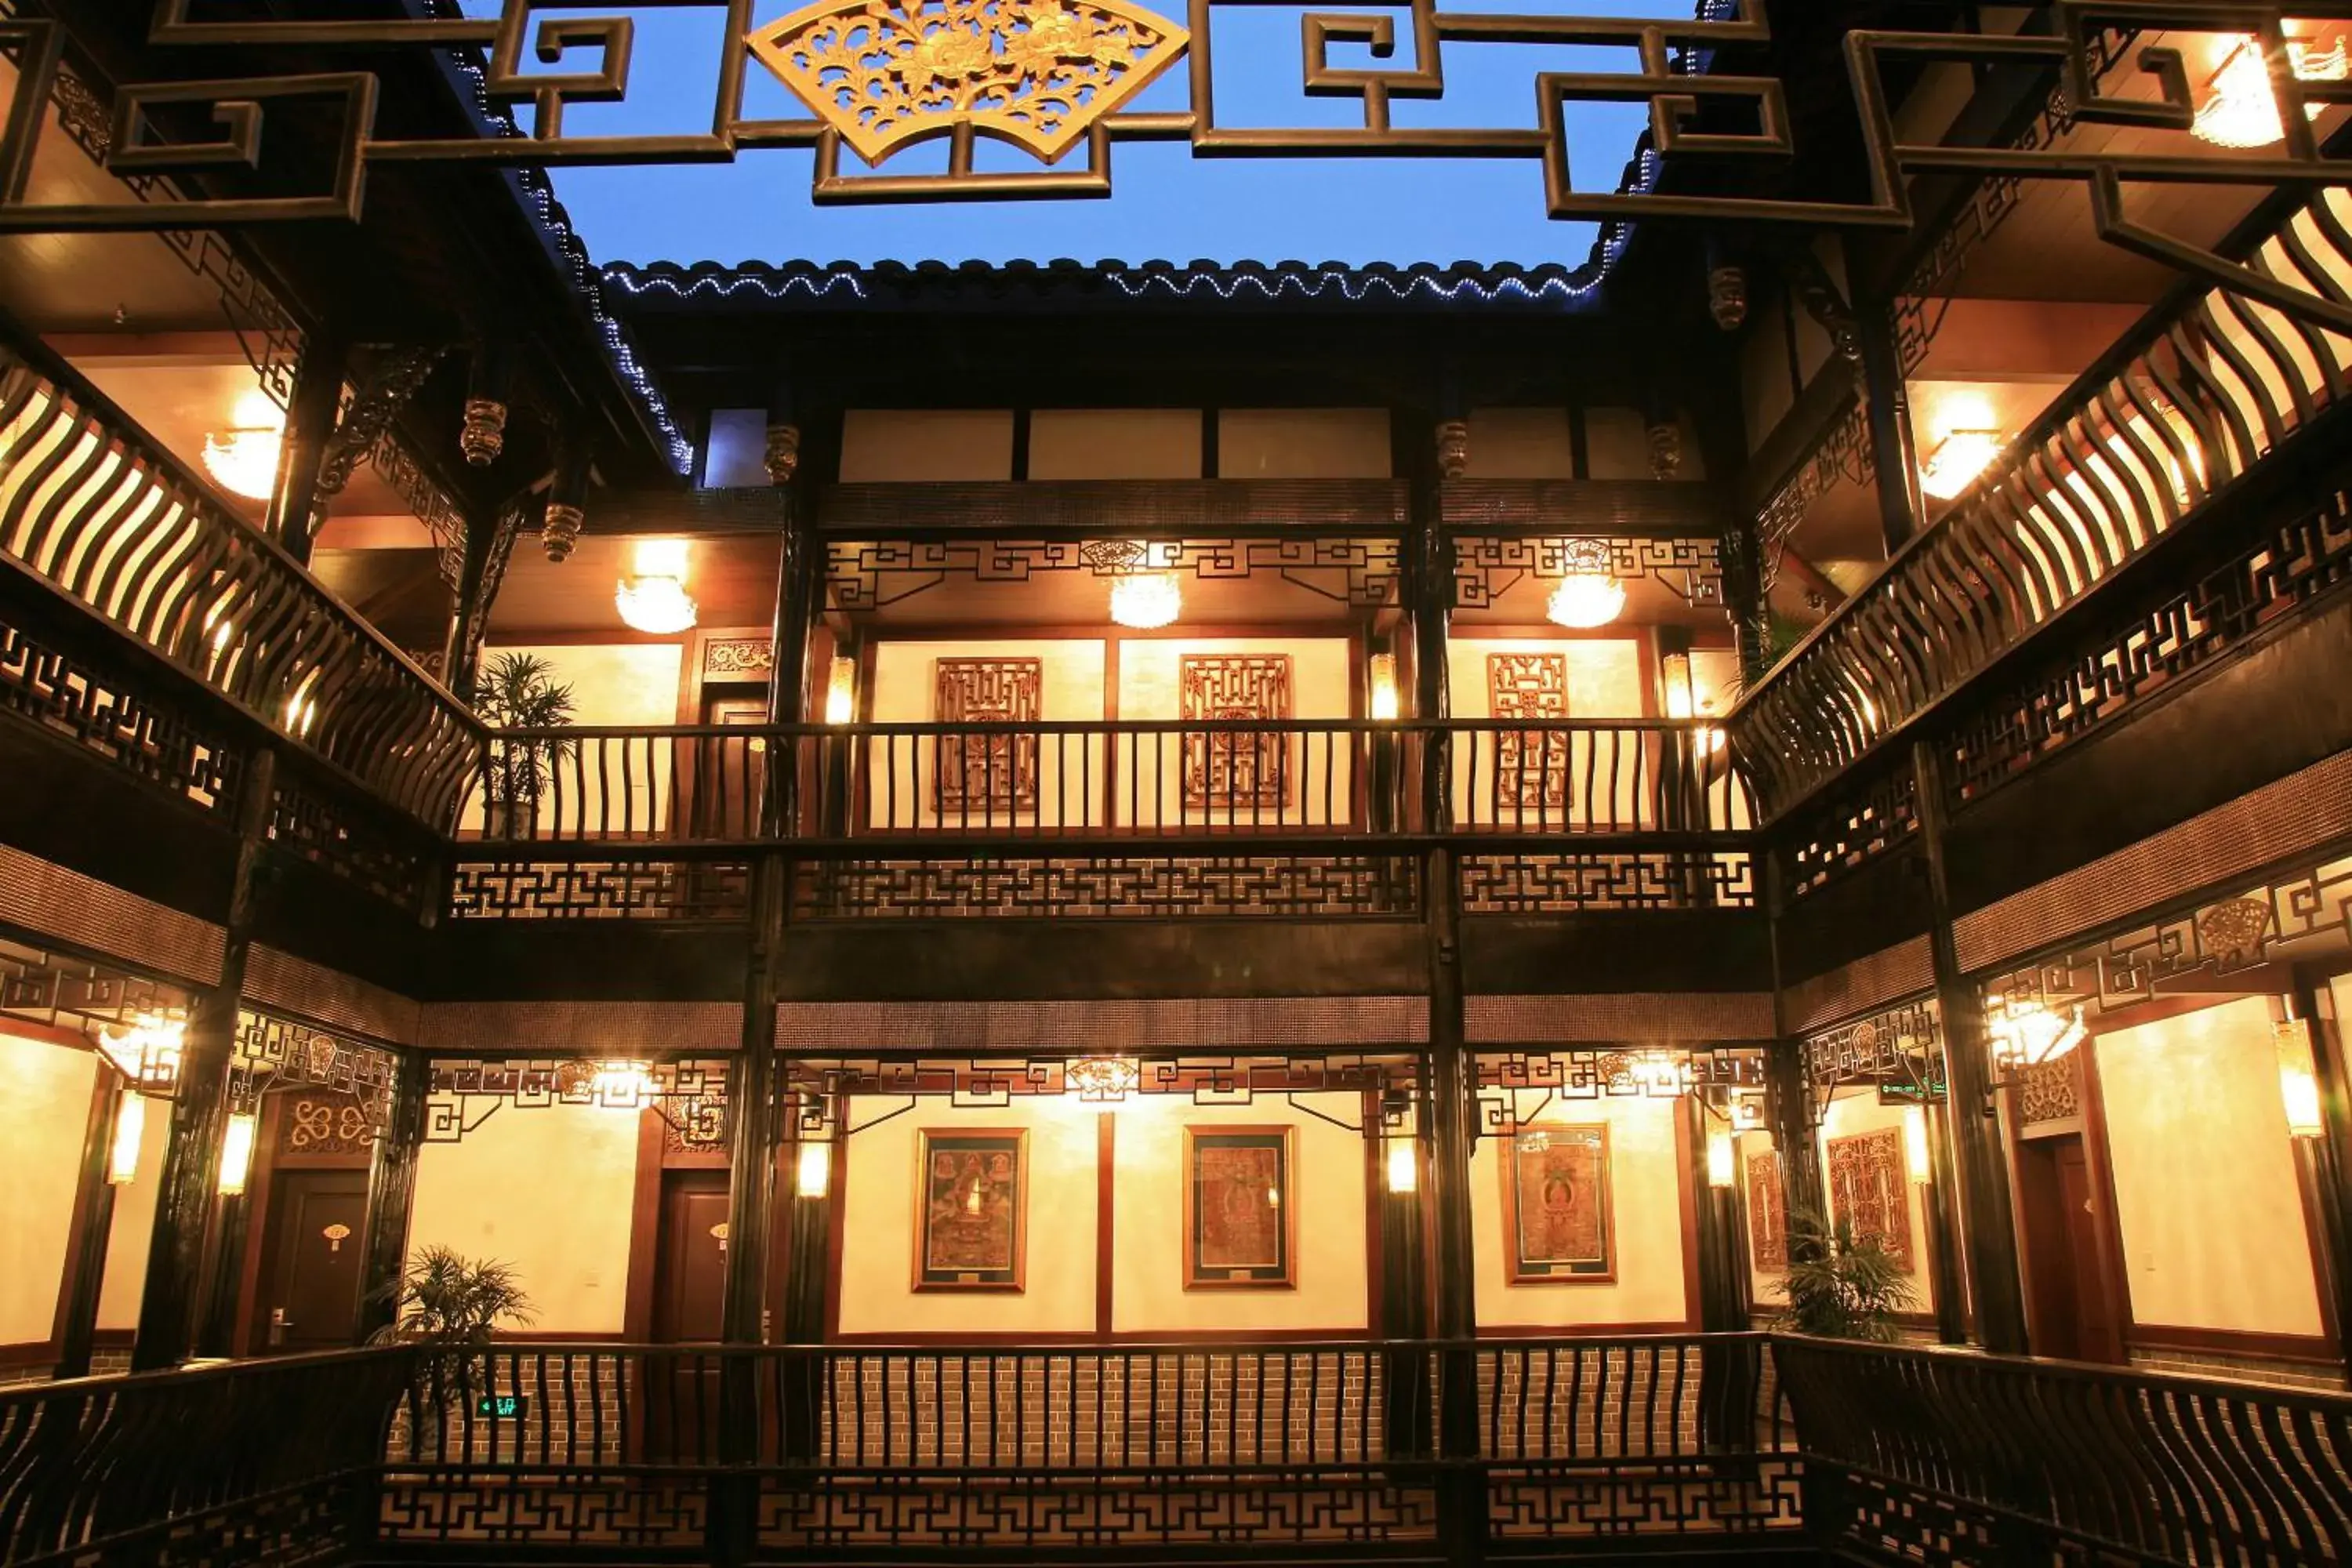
1826, 1126, 1914, 1272
933, 658, 1041, 815
1181, 655, 1293, 812
1487, 652, 1570, 814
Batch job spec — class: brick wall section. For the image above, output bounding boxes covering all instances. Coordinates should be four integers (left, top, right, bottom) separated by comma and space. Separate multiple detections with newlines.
387, 1352, 637, 1468
2128, 1347, 2348, 1394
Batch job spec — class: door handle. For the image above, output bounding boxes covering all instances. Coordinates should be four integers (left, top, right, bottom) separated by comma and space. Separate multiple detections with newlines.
269, 1307, 290, 1346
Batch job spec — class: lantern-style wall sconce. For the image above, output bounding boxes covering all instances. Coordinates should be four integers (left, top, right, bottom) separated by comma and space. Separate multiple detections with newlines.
2277, 1018, 2325, 1140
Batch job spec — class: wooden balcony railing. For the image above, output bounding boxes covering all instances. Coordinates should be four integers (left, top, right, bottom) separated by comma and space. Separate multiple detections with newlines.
13, 1334, 2352, 1566
1730, 186, 2352, 822
0, 329, 480, 828
460, 719, 1751, 848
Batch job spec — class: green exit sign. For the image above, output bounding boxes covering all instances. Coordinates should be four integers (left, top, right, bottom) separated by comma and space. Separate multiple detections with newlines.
474, 1394, 528, 1419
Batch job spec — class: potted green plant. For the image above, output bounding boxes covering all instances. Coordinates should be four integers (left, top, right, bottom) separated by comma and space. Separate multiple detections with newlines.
1775, 1207, 1915, 1341
372, 1246, 535, 1460
474, 652, 576, 839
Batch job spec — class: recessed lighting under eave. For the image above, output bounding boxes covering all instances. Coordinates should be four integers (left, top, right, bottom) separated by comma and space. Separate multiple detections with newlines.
1544, 539, 1626, 630
615, 539, 698, 634
201, 389, 286, 502
1919, 429, 2004, 502
2194, 33, 2348, 148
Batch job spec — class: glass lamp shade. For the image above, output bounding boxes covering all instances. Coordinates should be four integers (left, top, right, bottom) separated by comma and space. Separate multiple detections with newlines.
1546, 573, 1626, 630
615, 575, 699, 634
201, 428, 283, 501
218, 1112, 259, 1196
1920, 430, 2004, 501
1705, 1129, 1736, 1189
2195, 37, 2287, 147
1991, 1001, 2087, 1071
107, 1088, 145, 1185
1109, 572, 1181, 630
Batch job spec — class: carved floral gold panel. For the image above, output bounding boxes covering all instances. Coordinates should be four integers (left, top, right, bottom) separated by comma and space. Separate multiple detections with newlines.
1488, 652, 1570, 812
934, 657, 1041, 815
748, 0, 1192, 168
1827, 1127, 1914, 1273
1180, 654, 1292, 812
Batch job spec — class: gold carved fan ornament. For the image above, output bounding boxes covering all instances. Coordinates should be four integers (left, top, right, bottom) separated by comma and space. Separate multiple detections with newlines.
748, 0, 1190, 168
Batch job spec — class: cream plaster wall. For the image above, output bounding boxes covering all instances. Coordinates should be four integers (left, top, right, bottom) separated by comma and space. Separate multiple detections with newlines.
1817, 1090, 1937, 1316
1444, 637, 1646, 828
2097, 996, 2325, 1338
1115, 637, 1355, 829
1029, 410, 1203, 479
840, 410, 1014, 481
96, 1098, 171, 1330
836, 1097, 1098, 1338
408, 1101, 641, 1334
1469, 1092, 1689, 1330
867, 638, 1108, 829
0, 1035, 96, 1346
472, 642, 687, 837
1217, 410, 1390, 478
1464, 409, 1577, 478
1109, 1095, 1370, 1335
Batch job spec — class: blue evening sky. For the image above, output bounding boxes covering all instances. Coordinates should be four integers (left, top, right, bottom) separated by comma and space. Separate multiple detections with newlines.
461, 0, 1700, 267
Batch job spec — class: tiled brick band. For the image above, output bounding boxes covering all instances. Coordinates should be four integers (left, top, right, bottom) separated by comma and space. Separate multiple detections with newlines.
775, 996, 1430, 1051
0, 842, 223, 985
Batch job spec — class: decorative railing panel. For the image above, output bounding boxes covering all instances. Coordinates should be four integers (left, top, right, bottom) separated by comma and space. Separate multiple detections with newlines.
464, 720, 1747, 847
0, 335, 477, 829
1734, 187, 2352, 822
1778, 1337, 2352, 1566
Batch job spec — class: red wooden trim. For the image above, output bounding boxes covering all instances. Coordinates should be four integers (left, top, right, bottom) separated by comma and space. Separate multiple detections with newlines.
1361, 1090, 1384, 1338
1094, 1112, 1116, 1336
50, 1070, 114, 1352
1675, 1105, 1702, 1332
230, 1095, 286, 1359
620, 1107, 665, 1344
2074, 1039, 2139, 1363
2126, 1323, 2343, 1367
0, 1339, 60, 1365
489, 1330, 631, 1344
2293, 1140, 2343, 1349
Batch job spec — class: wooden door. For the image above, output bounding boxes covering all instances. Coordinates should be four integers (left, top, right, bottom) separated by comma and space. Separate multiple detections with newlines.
260, 1171, 370, 1354
648, 1170, 730, 1459
696, 695, 770, 840
2017, 1134, 2124, 1363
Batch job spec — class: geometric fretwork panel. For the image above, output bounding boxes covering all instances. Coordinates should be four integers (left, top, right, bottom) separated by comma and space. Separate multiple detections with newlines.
793, 855, 1419, 919
447, 860, 752, 920
1457, 852, 1755, 913
1826, 1127, 1913, 1272
1181, 654, 1291, 811
935, 657, 1041, 815
1488, 652, 1569, 811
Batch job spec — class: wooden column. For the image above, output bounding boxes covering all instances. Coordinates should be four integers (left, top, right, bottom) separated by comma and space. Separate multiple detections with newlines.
1688, 1097, 1749, 1331
132, 748, 276, 1371
1922, 1098, 1971, 1344
53, 1072, 125, 1377
356, 1051, 428, 1343
440, 507, 498, 704
1853, 287, 1926, 555
1762, 1044, 1824, 1235
1406, 429, 1481, 1568
1720, 522, 1774, 689
1912, 740, 2028, 1355
2291, 971, 2352, 1363
268, 331, 347, 565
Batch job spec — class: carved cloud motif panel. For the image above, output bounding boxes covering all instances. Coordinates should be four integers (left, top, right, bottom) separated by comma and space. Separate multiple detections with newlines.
1488, 652, 1570, 813
933, 658, 1042, 815
1181, 655, 1292, 812
1827, 1127, 1914, 1272
750, 0, 1192, 167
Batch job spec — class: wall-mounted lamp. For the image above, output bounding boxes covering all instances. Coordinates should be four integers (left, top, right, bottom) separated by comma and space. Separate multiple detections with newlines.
1919, 429, 2004, 502
825, 655, 858, 725
1385, 1136, 1419, 1195
1705, 1128, 1736, 1190
1902, 1105, 1933, 1185
107, 1088, 145, 1185
2193, 34, 2345, 148
2277, 1018, 2325, 1139
99, 1014, 185, 1091
1988, 1000, 2088, 1076
218, 1112, 259, 1196
1660, 652, 1726, 754
1368, 652, 1400, 722
586, 1060, 658, 1109
796, 1141, 832, 1200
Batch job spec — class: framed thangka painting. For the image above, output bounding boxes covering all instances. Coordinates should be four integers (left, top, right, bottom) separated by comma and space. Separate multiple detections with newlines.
1183, 1127, 1295, 1288
914, 1130, 1027, 1290
1826, 1127, 1914, 1272
1500, 1123, 1615, 1283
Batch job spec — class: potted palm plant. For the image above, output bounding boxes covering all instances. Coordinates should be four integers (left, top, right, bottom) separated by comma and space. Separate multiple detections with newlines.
372, 1247, 536, 1461
475, 652, 576, 839
1775, 1207, 1915, 1341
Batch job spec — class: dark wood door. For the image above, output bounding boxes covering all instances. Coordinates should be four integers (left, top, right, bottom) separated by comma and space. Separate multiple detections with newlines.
695, 695, 770, 840
648, 1170, 730, 1460
2018, 1134, 2124, 1363
261, 1171, 370, 1354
